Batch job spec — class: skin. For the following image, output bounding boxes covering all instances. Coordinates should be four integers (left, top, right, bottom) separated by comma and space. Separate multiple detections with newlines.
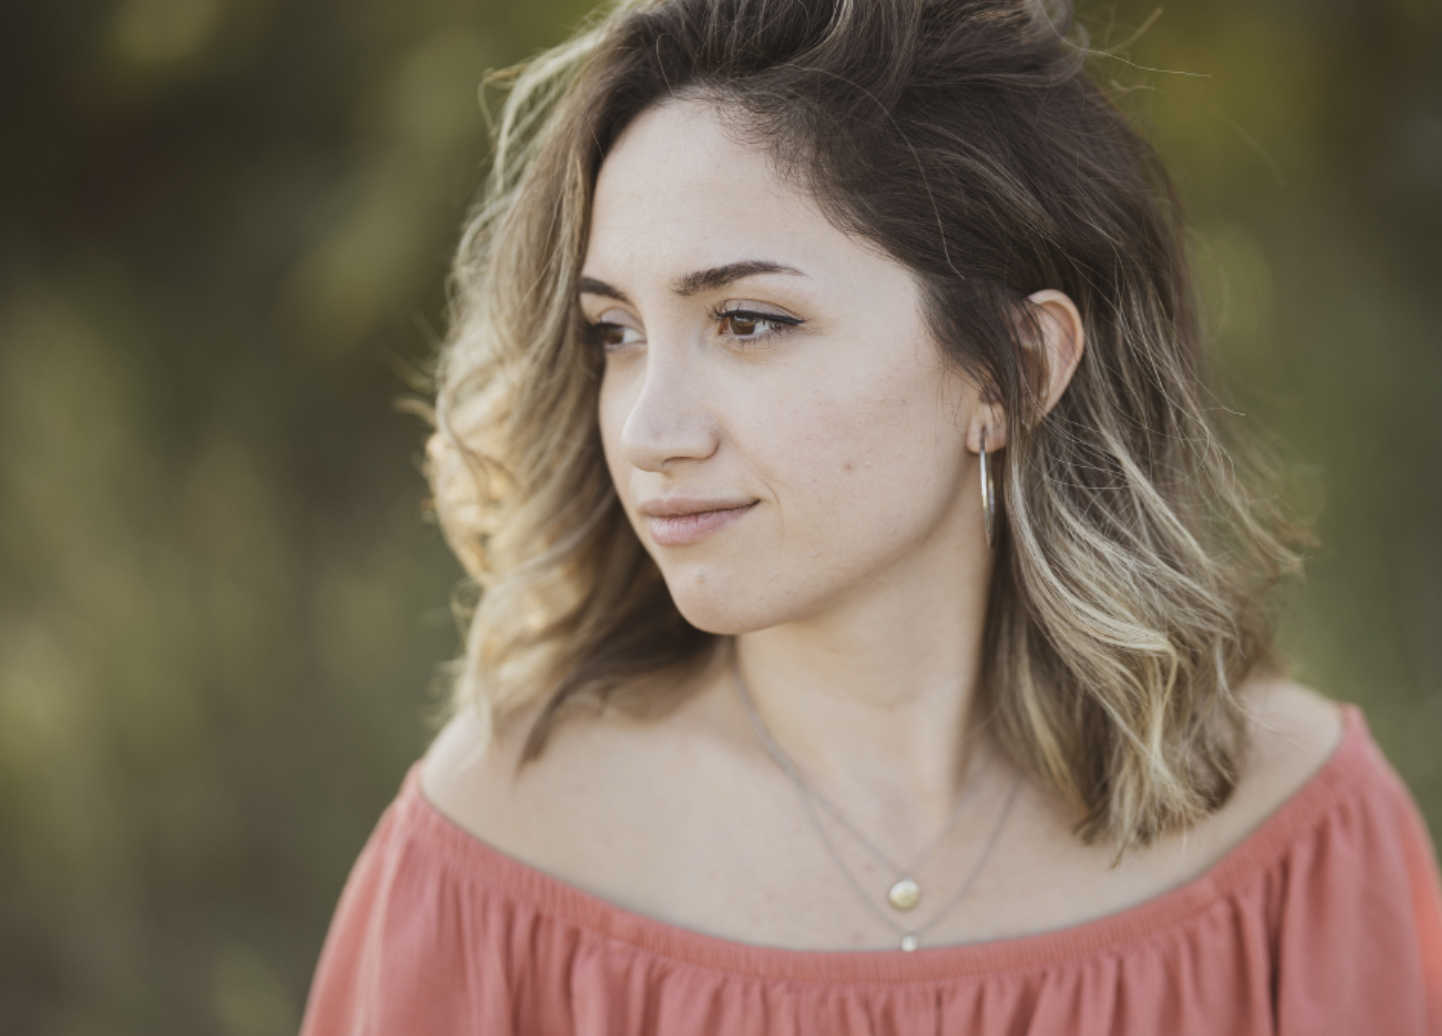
422, 98, 1343, 951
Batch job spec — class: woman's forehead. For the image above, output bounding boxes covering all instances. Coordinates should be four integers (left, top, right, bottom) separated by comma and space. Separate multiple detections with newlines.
585, 100, 888, 297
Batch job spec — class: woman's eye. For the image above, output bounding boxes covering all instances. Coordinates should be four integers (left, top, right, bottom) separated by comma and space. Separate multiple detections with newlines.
585, 321, 642, 352
714, 308, 802, 341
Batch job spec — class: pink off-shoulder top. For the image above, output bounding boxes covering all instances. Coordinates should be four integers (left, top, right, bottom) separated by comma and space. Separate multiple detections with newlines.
300, 707, 1442, 1035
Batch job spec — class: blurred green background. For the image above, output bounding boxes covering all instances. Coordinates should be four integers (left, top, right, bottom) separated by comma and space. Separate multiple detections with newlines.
0, 0, 1437, 1031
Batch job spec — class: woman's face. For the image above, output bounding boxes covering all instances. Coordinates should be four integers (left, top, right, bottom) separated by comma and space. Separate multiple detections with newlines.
587, 98, 987, 635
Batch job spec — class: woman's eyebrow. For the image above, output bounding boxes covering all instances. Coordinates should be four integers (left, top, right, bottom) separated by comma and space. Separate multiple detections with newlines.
577, 276, 629, 302
577, 261, 805, 304
673, 260, 804, 296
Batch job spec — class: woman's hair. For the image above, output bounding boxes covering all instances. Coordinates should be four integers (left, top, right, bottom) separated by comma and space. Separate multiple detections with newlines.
427, 0, 1307, 851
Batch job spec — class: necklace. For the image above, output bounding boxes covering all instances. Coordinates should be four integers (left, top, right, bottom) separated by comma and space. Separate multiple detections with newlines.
735, 663, 1021, 952
799, 739, 994, 912
739, 673, 991, 911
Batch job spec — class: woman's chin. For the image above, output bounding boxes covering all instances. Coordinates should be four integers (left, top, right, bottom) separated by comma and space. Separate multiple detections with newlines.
669, 596, 773, 637
663, 575, 799, 637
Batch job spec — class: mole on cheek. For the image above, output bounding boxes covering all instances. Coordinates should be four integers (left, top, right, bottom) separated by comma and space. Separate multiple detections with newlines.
843, 461, 855, 473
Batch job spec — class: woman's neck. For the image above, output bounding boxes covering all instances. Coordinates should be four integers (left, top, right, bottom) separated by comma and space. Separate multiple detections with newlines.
731, 543, 994, 828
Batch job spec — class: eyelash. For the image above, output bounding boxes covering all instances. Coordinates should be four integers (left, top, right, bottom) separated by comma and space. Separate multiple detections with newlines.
581, 320, 634, 353
708, 306, 804, 345
581, 307, 804, 353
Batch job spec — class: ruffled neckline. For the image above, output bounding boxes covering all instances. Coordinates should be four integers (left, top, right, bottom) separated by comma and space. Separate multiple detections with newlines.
405, 705, 1366, 984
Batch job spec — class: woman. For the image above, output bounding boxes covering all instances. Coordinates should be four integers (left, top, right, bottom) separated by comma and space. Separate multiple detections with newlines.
301, 0, 1442, 1032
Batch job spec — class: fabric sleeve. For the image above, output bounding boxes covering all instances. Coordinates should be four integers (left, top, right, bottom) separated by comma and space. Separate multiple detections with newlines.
1274, 737, 1442, 1035
297, 795, 481, 1036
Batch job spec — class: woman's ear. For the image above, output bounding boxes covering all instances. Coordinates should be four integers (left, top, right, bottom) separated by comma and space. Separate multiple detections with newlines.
1023, 289, 1085, 419
965, 289, 1085, 454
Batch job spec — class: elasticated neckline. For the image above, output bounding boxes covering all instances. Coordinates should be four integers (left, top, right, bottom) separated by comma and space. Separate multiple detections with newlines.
405, 706, 1365, 984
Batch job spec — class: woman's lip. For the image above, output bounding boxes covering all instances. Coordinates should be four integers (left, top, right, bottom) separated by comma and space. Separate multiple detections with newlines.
646, 502, 757, 546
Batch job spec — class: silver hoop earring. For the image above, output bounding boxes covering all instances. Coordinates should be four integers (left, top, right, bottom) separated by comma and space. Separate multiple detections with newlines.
979, 427, 997, 549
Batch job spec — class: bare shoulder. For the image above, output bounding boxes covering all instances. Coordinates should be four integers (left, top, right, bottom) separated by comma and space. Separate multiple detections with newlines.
1091, 677, 1347, 892
1242, 676, 1347, 787
1213, 675, 1347, 840
419, 704, 516, 833
415, 684, 731, 876
418, 697, 592, 850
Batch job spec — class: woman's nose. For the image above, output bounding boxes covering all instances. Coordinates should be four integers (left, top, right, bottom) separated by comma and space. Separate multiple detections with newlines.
617, 339, 720, 473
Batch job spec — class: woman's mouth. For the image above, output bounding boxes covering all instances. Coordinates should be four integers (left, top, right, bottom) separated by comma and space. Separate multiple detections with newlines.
641, 500, 758, 546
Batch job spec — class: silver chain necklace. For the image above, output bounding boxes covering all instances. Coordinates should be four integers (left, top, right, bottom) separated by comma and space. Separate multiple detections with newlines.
797, 738, 994, 899
734, 663, 1021, 952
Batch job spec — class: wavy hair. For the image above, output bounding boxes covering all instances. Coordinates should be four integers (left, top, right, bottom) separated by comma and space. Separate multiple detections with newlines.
426, 0, 1308, 851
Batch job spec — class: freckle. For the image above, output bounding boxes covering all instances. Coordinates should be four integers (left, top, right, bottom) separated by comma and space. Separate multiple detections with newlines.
695, 572, 706, 584
843, 461, 855, 473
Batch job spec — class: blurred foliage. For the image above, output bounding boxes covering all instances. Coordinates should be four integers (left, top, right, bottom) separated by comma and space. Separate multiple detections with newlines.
0, 0, 1437, 1032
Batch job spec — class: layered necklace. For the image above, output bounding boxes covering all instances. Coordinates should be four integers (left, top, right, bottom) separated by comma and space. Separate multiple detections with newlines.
734, 664, 1020, 952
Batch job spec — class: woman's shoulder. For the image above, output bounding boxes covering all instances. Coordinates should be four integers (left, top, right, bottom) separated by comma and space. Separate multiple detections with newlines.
417, 691, 720, 894
1151, 676, 1370, 882
1226, 681, 1442, 1030
1226, 676, 1347, 832
1159, 674, 1435, 908
418, 703, 529, 854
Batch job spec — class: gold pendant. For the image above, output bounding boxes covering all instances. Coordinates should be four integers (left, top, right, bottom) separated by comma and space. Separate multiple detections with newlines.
887, 877, 921, 911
